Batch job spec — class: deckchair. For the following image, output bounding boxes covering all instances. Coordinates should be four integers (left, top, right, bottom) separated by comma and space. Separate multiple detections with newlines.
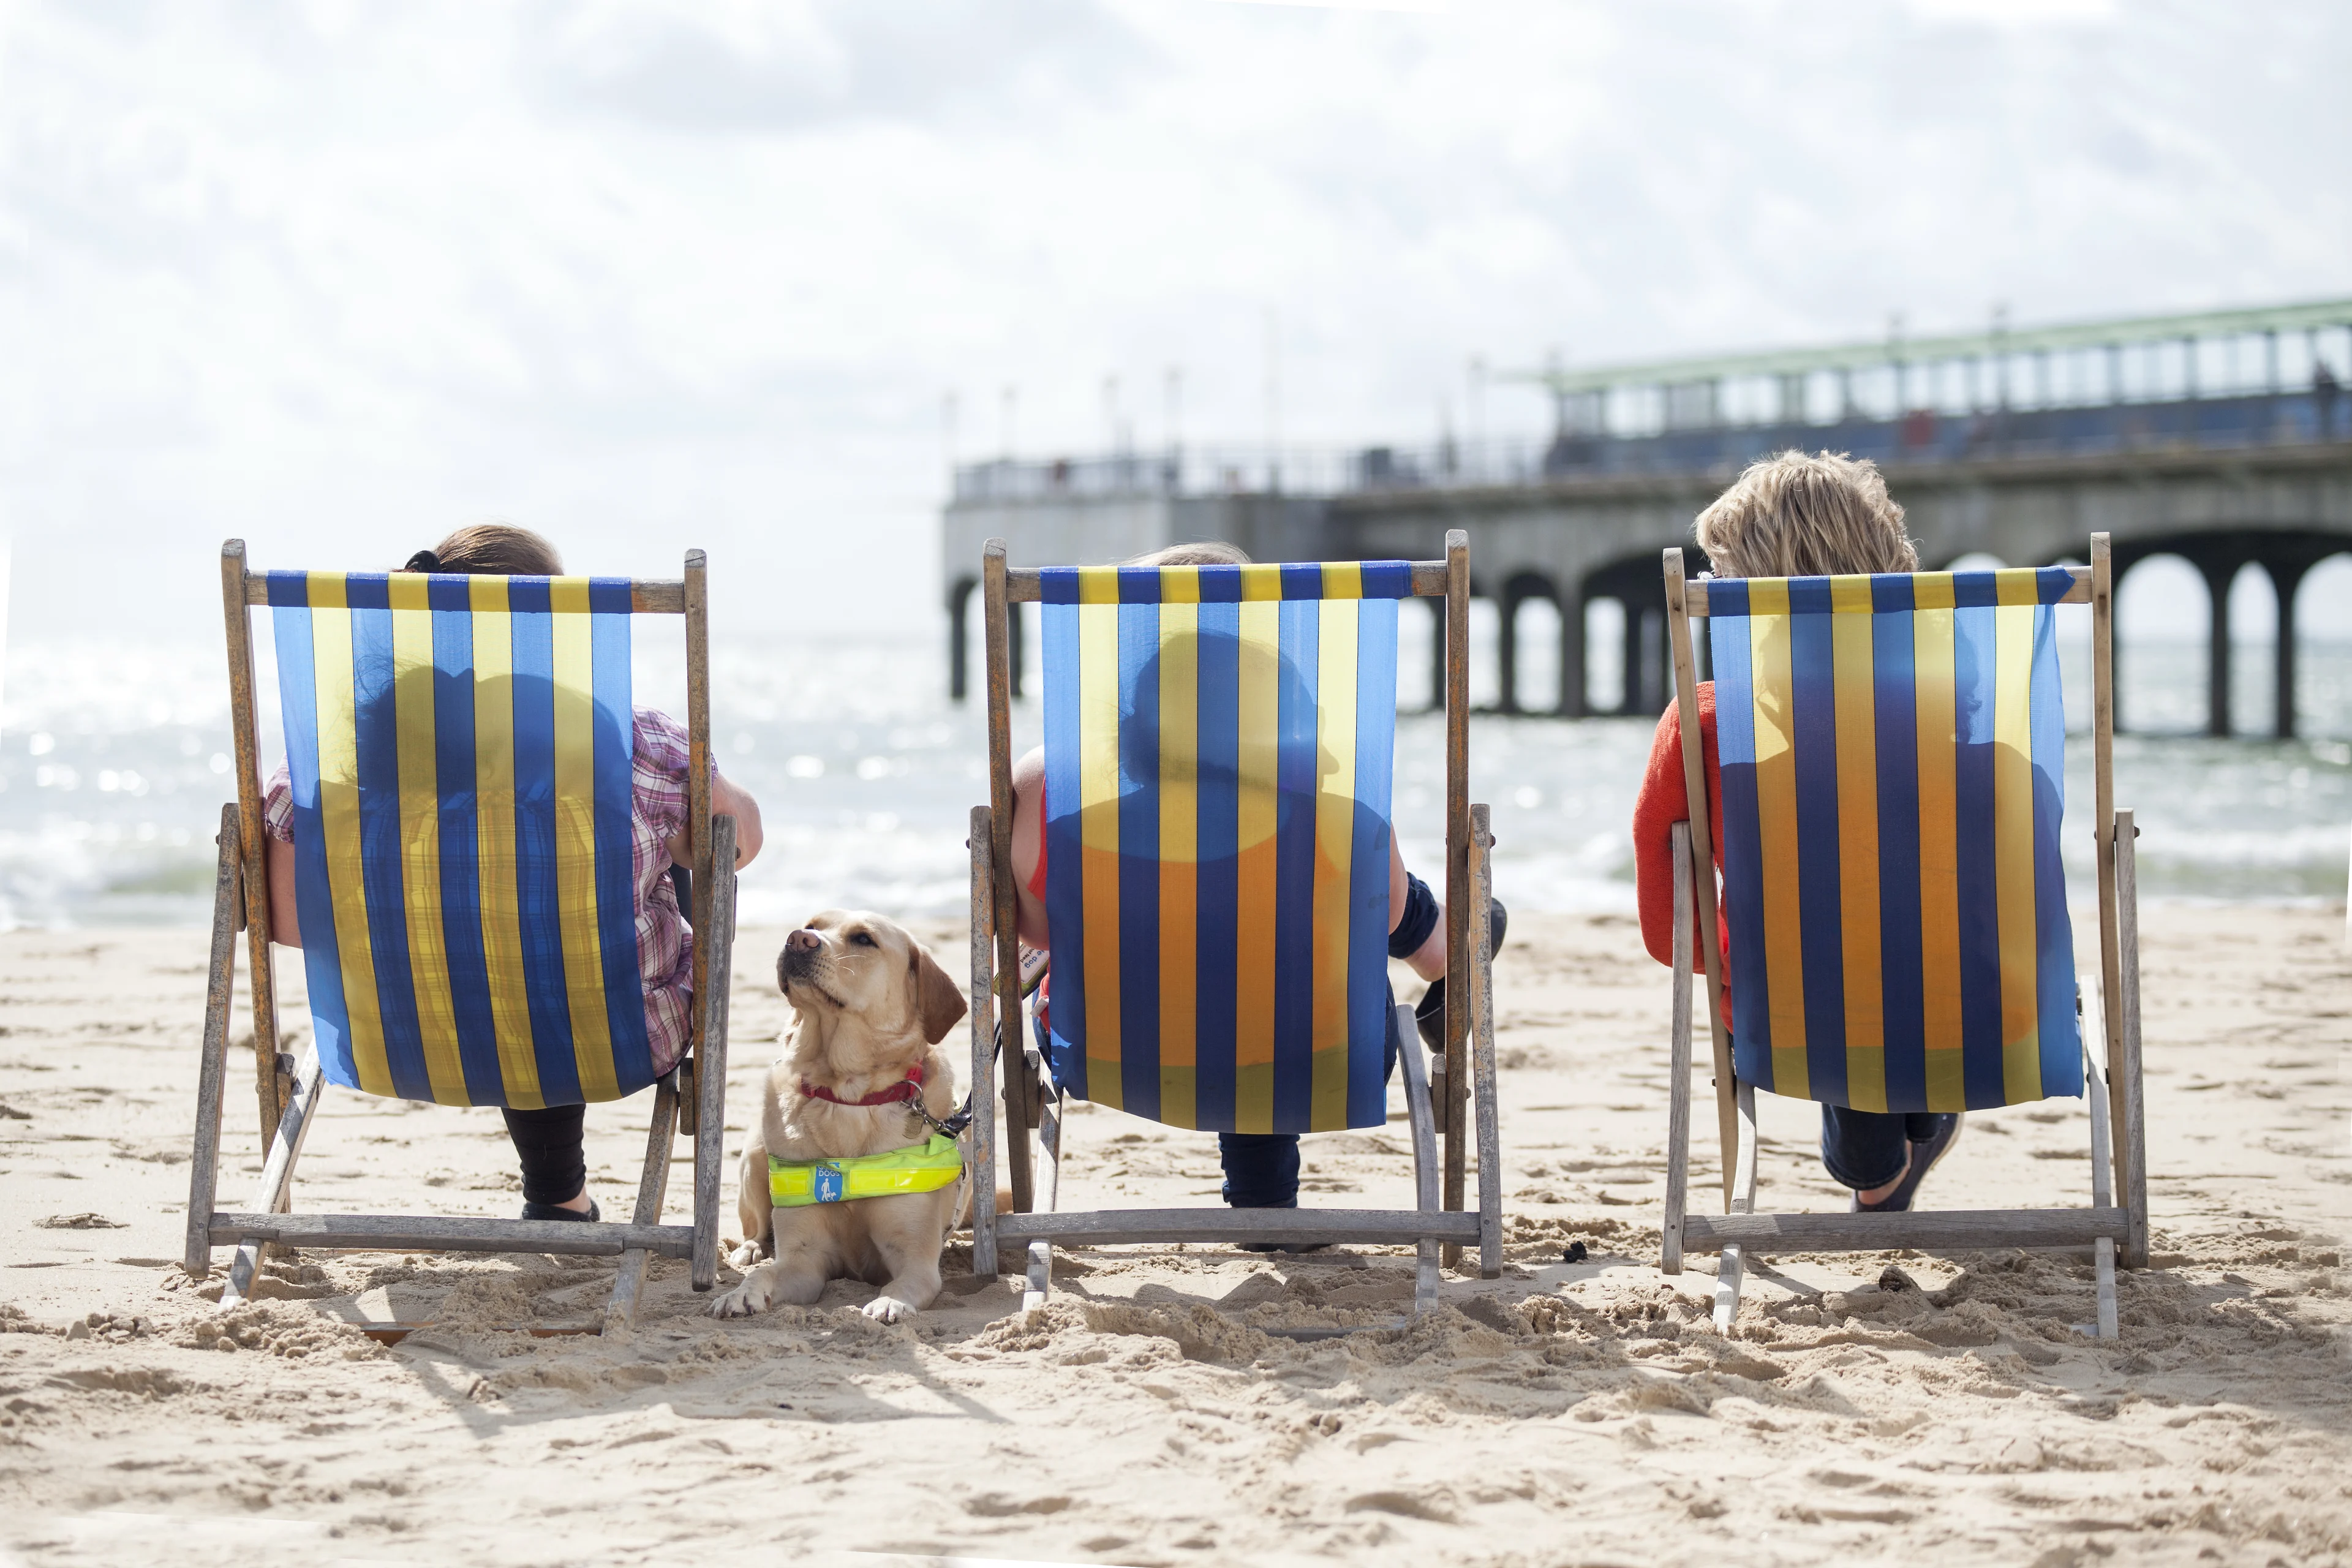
183, 541, 740, 1332
1657, 534, 2146, 1336
962, 532, 1503, 1317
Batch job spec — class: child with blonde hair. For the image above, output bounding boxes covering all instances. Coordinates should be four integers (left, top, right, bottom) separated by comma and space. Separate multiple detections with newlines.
1631, 453, 1959, 1212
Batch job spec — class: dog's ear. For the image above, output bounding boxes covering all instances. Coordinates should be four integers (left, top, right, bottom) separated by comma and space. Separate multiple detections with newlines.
907, 940, 968, 1045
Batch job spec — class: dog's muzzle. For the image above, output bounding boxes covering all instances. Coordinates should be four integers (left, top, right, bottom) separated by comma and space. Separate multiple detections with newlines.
780, 929, 824, 976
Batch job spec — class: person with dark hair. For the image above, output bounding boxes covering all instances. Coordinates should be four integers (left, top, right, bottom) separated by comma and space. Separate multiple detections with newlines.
258, 524, 765, 1221
396, 522, 565, 577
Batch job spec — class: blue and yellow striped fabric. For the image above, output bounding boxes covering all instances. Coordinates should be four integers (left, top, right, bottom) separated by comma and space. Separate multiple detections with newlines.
267, 571, 654, 1109
1707, 565, 2083, 1113
1039, 562, 1409, 1133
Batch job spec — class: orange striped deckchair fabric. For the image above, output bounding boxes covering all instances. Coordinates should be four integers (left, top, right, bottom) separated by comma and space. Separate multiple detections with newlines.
1037, 560, 1409, 1134
1706, 565, 2084, 1113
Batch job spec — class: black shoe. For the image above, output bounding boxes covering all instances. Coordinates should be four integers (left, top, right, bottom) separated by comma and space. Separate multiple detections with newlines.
1229, 1197, 1327, 1254
1852, 1116, 1963, 1213
1413, 900, 1509, 1052
521, 1197, 601, 1223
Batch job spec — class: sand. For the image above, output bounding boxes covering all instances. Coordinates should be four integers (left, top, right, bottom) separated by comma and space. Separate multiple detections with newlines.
0, 903, 2346, 1567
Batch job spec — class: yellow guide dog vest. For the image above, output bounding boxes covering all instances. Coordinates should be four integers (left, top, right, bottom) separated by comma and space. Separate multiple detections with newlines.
767, 1134, 965, 1208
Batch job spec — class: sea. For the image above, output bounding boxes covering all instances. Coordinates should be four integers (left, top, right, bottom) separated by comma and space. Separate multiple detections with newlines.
2, 615, 2347, 932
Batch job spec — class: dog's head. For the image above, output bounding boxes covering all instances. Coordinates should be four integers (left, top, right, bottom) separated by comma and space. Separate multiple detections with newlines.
777, 911, 968, 1068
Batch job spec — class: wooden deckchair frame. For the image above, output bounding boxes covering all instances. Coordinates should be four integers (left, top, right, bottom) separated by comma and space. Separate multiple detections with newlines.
183, 542, 739, 1332
963, 529, 1504, 1309
1657, 535, 2147, 1335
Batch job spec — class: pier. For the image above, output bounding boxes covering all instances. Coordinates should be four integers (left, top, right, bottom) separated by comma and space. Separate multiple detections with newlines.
943, 299, 2352, 737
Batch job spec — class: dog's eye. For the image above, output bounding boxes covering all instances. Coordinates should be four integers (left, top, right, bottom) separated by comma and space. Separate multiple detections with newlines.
849, 932, 876, 948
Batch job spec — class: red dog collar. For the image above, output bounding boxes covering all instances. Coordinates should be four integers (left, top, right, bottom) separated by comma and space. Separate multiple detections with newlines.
801, 1064, 924, 1108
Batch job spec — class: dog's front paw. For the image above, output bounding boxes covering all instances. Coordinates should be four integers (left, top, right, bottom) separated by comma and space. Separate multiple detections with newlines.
861, 1295, 915, 1325
711, 1271, 777, 1319
727, 1238, 766, 1271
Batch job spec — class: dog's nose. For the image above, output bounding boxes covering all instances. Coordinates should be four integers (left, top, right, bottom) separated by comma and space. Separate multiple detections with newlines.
786, 928, 823, 953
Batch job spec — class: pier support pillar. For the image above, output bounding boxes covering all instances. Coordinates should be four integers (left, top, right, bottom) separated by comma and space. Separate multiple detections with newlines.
1497, 594, 1522, 715
1641, 607, 1668, 713
1619, 597, 1645, 715
946, 578, 974, 702
2198, 559, 2234, 737
1618, 600, 1668, 715
2272, 558, 2311, 741
1558, 587, 1586, 717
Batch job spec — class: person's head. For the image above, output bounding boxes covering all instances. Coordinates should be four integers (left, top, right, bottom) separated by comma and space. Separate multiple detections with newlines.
1114, 540, 1328, 798
402, 523, 562, 576
1693, 451, 1917, 579
1126, 540, 1251, 567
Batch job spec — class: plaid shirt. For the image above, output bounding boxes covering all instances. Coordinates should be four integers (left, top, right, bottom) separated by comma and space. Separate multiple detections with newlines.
263, 707, 699, 1076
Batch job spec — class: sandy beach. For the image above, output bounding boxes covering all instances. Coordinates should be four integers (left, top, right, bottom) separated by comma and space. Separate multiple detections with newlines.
1, 903, 2346, 1566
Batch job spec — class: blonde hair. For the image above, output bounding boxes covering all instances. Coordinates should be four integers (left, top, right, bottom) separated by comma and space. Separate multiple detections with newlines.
1693, 451, 1917, 579
407, 523, 563, 576
1127, 541, 1251, 567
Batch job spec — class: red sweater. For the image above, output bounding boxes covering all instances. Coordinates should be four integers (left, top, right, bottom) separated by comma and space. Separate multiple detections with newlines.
1630, 682, 1732, 1027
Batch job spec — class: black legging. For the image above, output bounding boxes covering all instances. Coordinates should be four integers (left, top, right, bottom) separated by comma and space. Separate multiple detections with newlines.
501, 864, 698, 1206
503, 1103, 588, 1206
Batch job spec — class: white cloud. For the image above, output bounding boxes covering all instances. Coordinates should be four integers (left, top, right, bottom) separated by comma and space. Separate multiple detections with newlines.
1903, 0, 2117, 21
1, 0, 2345, 644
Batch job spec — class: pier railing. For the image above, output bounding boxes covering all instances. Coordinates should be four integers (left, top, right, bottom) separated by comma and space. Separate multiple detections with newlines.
951, 386, 2347, 505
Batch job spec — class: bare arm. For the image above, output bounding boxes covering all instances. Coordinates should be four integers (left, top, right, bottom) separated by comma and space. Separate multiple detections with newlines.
666, 767, 764, 870
265, 834, 301, 947
1008, 745, 1048, 947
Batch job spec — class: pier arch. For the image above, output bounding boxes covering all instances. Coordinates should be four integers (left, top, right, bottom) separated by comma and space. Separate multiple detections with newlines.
1496, 570, 1562, 715
2112, 528, 2349, 739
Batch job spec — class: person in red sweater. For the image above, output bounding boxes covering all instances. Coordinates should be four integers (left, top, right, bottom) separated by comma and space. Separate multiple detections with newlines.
1631, 451, 1960, 1213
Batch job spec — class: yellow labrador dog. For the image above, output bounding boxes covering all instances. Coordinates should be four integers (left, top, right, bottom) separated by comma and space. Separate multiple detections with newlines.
712, 910, 970, 1324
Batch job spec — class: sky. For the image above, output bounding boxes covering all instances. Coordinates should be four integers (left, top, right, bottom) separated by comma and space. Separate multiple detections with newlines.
3, 0, 2348, 646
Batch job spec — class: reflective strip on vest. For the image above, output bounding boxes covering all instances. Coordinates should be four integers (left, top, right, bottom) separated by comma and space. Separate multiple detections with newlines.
768, 1134, 965, 1208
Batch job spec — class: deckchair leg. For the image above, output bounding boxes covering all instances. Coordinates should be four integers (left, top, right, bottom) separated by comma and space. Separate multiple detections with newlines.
186, 809, 243, 1279
2092, 1237, 2119, 1338
1712, 1082, 1758, 1333
1469, 805, 1503, 1280
606, 1071, 682, 1330
2081, 990, 2122, 1340
1021, 1082, 1064, 1310
1039, 1085, 1064, 1213
1023, 1243, 1052, 1311
1396, 1003, 1442, 1316
689, 820, 739, 1294
1661, 824, 1695, 1275
219, 1047, 325, 1308
967, 808, 1000, 1280
1413, 1244, 1441, 1316
2113, 809, 2149, 1270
